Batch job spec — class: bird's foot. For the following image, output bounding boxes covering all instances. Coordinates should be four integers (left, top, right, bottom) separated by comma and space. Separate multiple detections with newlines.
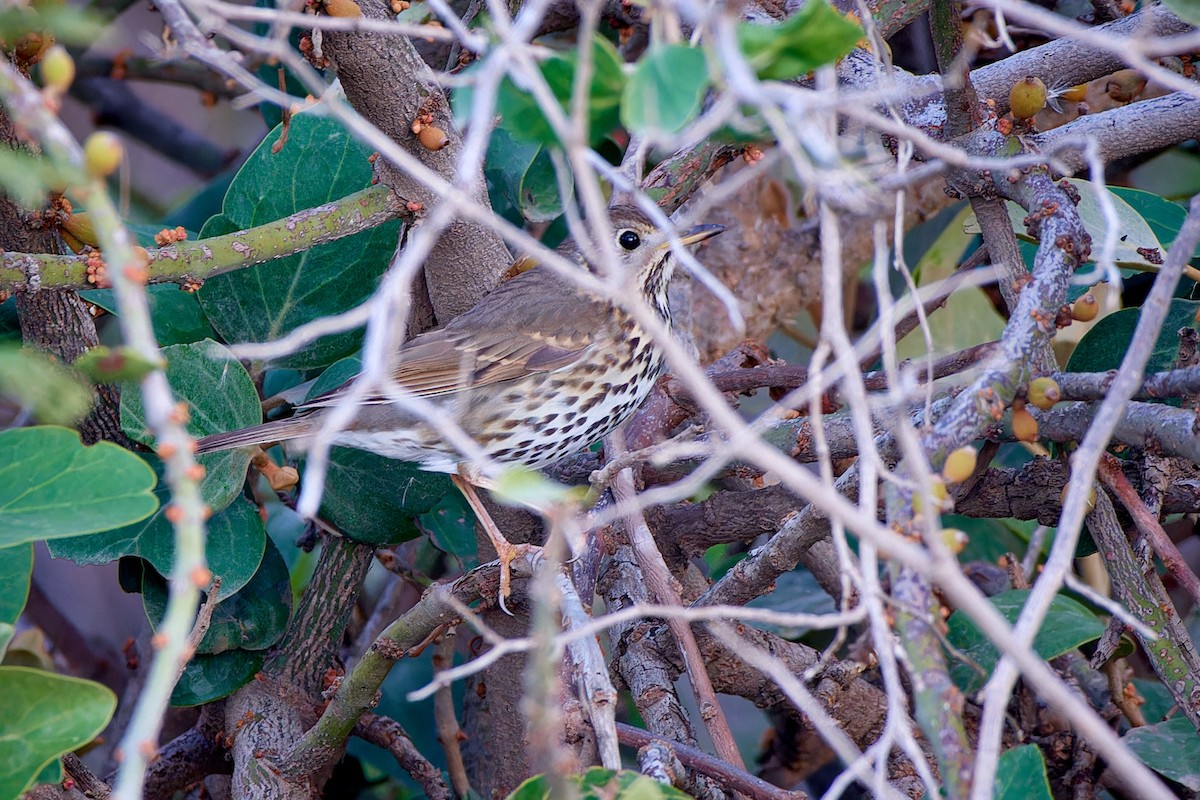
494, 541, 541, 615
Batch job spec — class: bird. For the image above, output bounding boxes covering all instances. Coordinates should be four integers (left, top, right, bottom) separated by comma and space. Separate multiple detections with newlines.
196, 205, 724, 602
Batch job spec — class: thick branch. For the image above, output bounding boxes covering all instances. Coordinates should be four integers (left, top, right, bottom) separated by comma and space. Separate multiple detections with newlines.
0, 185, 405, 291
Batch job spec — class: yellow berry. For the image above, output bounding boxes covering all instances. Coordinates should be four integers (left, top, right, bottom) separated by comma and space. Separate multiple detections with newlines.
1009, 76, 1048, 120
83, 131, 123, 177
913, 478, 950, 515
1071, 293, 1099, 322
1012, 406, 1039, 442
1060, 484, 1097, 513
417, 124, 449, 151
1027, 377, 1061, 411
1061, 83, 1087, 103
938, 528, 968, 555
323, 0, 362, 16
40, 45, 74, 92
942, 446, 978, 484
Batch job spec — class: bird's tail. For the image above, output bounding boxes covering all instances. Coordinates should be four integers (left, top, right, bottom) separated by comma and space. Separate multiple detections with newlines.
195, 416, 317, 454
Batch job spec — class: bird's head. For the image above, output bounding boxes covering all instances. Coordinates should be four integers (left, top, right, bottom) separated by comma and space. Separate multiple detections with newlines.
590, 205, 724, 295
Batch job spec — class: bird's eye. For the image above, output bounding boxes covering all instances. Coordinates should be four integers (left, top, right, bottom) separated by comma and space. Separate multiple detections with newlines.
617, 230, 641, 251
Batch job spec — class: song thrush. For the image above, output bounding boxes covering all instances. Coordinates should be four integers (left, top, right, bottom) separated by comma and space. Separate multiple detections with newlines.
196, 205, 723, 601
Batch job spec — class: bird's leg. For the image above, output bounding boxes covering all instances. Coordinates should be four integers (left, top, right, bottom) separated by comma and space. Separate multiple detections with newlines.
450, 471, 533, 614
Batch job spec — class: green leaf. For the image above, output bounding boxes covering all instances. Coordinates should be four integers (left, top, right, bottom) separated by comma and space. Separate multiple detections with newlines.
621, 44, 710, 137
120, 339, 263, 514
736, 0, 862, 81
81, 285, 218, 347
489, 36, 626, 147
508, 768, 696, 800
746, 570, 836, 638
1125, 716, 1200, 789
0, 427, 158, 547
418, 490, 477, 563
1109, 188, 1191, 254
994, 745, 1052, 800
491, 466, 585, 508
197, 113, 401, 369
946, 589, 1104, 693
0, 666, 116, 800
1066, 299, 1200, 375
899, 205, 1005, 360
0, 544, 31, 655
305, 355, 361, 400
1161, 0, 1200, 26
48, 471, 267, 601
0, 344, 92, 426
144, 535, 290, 654
1133, 678, 1175, 724
485, 128, 572, 224
315, 448, 453, 546
948, 515, 1035, 566
171, 649, 265, 707
967, 179, 1169, 270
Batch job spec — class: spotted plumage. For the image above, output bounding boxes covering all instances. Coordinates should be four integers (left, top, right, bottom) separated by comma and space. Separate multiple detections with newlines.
195, 206, 724, 472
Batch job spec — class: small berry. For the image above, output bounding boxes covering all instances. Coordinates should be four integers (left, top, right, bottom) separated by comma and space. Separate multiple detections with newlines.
322, 0, 362, 16
938, 528, 968, 555
1027, 377, 1061, 411
1071, 293, 1099, 322
1009, 76, 1048, 120
942, 446, 978, 484
417, 124, 449, 151
1061, 83, 1087, 103
40, 45, 74, 92
83, 131, 123, 177
1012, 406, 1039, 442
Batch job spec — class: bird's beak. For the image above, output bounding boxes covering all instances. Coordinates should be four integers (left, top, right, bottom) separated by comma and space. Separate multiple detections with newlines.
665, 223, 725, 249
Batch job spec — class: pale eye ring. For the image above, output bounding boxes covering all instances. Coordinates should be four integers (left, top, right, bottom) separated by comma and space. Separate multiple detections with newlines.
617, 230, 641, 250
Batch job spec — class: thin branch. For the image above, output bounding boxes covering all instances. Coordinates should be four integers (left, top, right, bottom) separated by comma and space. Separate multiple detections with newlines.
354, 713, 452, 800
616, 724, 809, 800
1097, 454, 1200, 607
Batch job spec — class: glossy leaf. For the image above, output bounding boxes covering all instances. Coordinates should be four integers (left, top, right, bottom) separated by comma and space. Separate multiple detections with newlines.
968, 179, 1168, 270
0, 666, 116, 799
1133, 678, 1175, 724
171, 649, 265, 706
899, 206, 1005, 360
81, 285, 217, 347
0, 544, 31, 654
197, 113, 400, 369
120, 339, 262, 514
621, 44, 710, 136
736, 0, 862, 81
508, 767, 696, 800
49, 477, 266, 601
143, 535, 290, 654
1109, 187, 1191, 253
1161, 0, 1200, 27
946, 589, 1104, 693
491, 36, 625, 147
0, 427, 158, 547
485, 128, 572, 223
418, 490, 477, 564
1124, 716, 1200, 789
994, 745, 1052, 800
315, 448, 452, 545
1066, 299, 1200, 376
305, 355, 361, 400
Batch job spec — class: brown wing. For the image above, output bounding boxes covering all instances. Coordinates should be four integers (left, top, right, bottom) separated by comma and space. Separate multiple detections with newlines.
300, 266, 606, 409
